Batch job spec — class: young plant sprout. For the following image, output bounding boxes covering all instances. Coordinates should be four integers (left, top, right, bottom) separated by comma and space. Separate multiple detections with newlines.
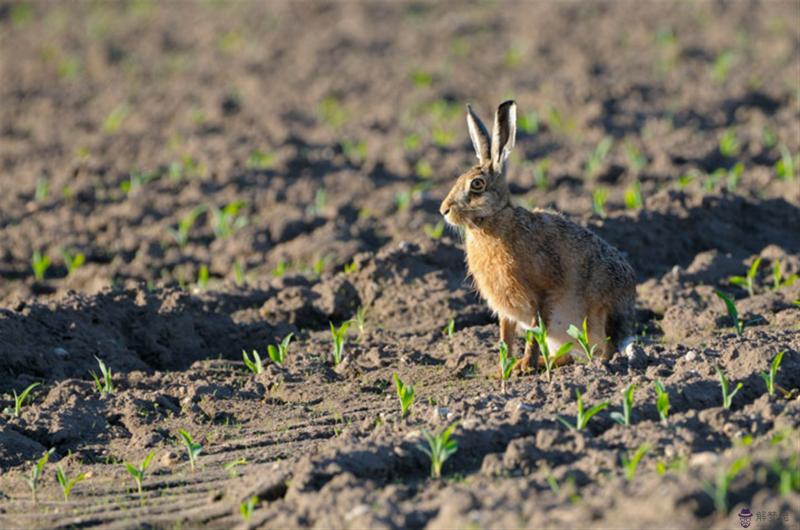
775, 144, 797, 180
61, 249, 85, 276
527, 317, 573, 381
393, 373, 415, 417
443, 318, 455, 338
610, 383, 636, 426
728, 257, 761, 298
620, 443, 650, 482
354, 306, 367, 340
498, 341, 517, 394
423, 220, 445, 240
703, 457, 749, 515
177, 429, 202, 472
240, 496, 259, 521
654, 379, 670, 422
242, 350, 264, 374
718, 129, 740, 157
329, 321, 350, 367
760, 350, 785, 397
210, 200, 247, 239
592, 187, 608, 218
556, 389, 610, 431
3, 382, 39, 418
715, 365, 743, 410
90, 356, 114, 394
417, 421, 458, 479
31, 250, 51, 281
197, 264, 209, 289
167, 205, 205, 247
586, 136, 613, 179
624, 180, 643, 210
26, 448, 54, 503
55, 465, 87, 502
772, 261, 798, 290
223, 457, 247, 478
267, 333, 293, 365
714, 290, 743, 336
566, 317, 601, 362
343, 260, 358, 274
124, 450, 155, 496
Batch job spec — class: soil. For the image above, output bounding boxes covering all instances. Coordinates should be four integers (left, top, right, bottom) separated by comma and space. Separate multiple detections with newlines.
1, 1, 799, 529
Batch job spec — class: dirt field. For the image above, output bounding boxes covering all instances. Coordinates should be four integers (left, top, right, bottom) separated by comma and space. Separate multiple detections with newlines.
1, 1, 799, 529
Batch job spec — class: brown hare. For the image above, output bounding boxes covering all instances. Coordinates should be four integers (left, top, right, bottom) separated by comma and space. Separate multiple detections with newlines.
439, 100, 636, 373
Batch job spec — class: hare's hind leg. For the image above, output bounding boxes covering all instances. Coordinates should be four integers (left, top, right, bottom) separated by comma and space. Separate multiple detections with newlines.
588, 308, 612, 360
500, 317, 517, 357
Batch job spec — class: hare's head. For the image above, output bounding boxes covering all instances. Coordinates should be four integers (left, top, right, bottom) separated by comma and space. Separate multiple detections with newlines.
440, 100, 517, 227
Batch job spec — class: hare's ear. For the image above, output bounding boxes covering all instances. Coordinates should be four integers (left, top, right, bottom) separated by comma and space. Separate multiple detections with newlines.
491, 100, 517, 174
466, 104, 491, 164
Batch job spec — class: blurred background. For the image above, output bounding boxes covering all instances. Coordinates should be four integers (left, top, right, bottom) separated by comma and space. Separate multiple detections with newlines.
0, 0, 798, 302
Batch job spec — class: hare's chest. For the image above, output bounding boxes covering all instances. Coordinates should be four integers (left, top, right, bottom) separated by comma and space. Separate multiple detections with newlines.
465, 234, 533, 323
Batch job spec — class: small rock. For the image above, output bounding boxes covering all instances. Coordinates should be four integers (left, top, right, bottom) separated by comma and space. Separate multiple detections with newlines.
625, 342, 648, 368
160, 451, 180, 467
684, 350, 697, 362
345, 504, 371, 521
690, 452, 719, 468
429, 406, 449, 422
51, 347, 69, 358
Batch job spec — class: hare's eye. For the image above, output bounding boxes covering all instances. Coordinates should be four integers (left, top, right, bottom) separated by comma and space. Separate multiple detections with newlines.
469, 178, 486, 193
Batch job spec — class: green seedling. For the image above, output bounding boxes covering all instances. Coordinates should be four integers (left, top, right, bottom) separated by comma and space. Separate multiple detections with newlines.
703, 457, 749, 515
103, 104, 129, 133
61, 249, 85, 275
718, 128, 740, 157
410, 69, 433, 87
343, 260, 358, 274
775, 144, 797, 180
240, 495, 259, 521
267, 333, 293, 365
177, 429, 202, 472
624, 180, 643, 210
242, 350, 264, 374
443, 318, 455, 338
233, 261, 245, 285
620, 443, 650, 481
393, 373, 415, 417
498, 341, 517, 395
31, 250, 51, 281
312, 255, 329, 276
395, 189, 412, 211
714, 289, 743, 336
307, 188, 326, 216
35, 177, 49, 201
124, 450, 155, 496
518, 111, 539, 135
414, 159, 433, 178
527, 317, 573, 381
592, 187, 608, 218
120, 170, 157, 194
4, 382, 40, 418
771, 454, 800, 496
566, 317, 600, 362
55, 465, 87, 502
586, 136, 613, 178
715, 365, 742, 410
610, 383, 636, 426
25, 448, 54, 503
210, 200, 247, 238
532, 159, 550, 190
197, 265, 209, 289
223, 457, 247, 478
90, 356, 114, 394
330, 321, 350, 367
341, 139, 368, 163
318, 96, 348, 129
624, 143, 647, 174
654, 379, 670, 422
728, 257, 761, 297
271, 260, 287, 278
417, 422, 458, 479
246, 149, 274, 170
353, 306, 367, 340
424, 220, 445, 240
711, 50, 735, 83
772, 261, 798, 290
168, 205, 205, 247
760, 350, 785, 397
556, 389, 609, 431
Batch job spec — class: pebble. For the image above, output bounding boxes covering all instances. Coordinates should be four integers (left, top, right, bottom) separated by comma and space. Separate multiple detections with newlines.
689, 452, 719, 467
51, 347, 69, 358
684, 350, 697, 362
429, 406, 449, 422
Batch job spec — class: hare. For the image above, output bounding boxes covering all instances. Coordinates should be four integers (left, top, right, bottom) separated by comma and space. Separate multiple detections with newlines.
439, 100, 636, 372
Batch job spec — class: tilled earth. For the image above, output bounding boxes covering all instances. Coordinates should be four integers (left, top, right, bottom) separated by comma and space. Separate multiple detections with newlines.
0, 2, 799, 529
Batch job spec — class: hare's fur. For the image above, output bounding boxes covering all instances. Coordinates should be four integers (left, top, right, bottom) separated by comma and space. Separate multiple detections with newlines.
440, 101, 636, 371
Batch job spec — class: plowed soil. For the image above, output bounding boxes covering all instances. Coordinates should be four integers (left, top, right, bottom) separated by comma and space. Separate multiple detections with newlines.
1, 2, 798, 529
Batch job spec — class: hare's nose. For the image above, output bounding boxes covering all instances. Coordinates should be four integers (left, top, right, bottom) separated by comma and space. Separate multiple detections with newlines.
440, 206, 450, 216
